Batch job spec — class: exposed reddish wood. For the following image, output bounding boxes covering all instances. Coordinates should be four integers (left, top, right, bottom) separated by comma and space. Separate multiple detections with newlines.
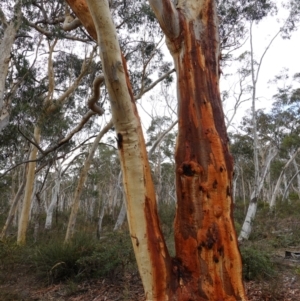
168, 2, 246, 300
66, 0, 246, 299
65, 0, 97, 40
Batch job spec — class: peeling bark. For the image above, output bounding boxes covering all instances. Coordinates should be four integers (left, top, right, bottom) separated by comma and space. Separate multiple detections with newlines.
150, 0, 247, 299
84, 1, 171, 299
67, 0, 247, 299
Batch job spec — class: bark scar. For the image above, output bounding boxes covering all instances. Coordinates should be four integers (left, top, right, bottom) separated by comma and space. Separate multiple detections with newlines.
131, 235, 139, 247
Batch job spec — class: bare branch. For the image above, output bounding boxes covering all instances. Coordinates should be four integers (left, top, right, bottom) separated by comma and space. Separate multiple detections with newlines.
135, 68, 175, 100
148, 120, 178, 158
87, 74, 105, 115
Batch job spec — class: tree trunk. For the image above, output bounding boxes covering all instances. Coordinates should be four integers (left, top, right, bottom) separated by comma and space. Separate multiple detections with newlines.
68, 0, 247, 299
291, 154, 300, 199
45, 161, 62, 230
0, 171, 26, 240
239, 147, 278, 240
152, 1, 246, 298
269, 147, 300, 208
0, 1, 22, 132
65, 120, 112, 242
113, 193, 127, 231
17, 125, 41, 245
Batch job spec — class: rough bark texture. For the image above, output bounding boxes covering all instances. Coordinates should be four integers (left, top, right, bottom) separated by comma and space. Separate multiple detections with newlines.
150, 0, 247, 300
67, 0, 247, 299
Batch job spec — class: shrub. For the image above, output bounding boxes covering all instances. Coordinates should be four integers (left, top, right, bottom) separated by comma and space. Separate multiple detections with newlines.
76, 231, 136, 280
27, 232, 98, 283
240, 245, 275, 281
27, 231, 136, 283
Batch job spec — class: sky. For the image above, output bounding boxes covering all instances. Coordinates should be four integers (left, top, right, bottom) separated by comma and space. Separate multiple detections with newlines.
221, 11, 300, 131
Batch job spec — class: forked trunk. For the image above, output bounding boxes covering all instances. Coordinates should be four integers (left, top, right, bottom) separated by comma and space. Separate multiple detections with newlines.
67, 0, 247, 299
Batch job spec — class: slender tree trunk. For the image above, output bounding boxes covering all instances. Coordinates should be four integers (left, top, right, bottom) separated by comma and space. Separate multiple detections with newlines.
291, 154, 300, 198
269, 148, 300, 208
0, 171, 26, 240
45, 162, 62, 230
113, 193, 127, 231
17, 126, 41, 245
65, 120, 112, 242
0, 1, 22, 132
240, 166, 247, 213
239, 147, 278, 240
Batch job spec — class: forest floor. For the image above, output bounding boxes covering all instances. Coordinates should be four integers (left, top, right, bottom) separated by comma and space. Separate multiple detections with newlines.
0, 253, 299, 301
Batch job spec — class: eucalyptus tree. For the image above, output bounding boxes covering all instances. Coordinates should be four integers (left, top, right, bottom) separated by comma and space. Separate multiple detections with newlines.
223, 0, 300, 241
65, 0, 248, 299
0, 0, 22, 132
268, 73, 300, 207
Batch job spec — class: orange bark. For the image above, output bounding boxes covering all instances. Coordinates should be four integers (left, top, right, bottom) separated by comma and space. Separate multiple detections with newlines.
66, 0, 246, 299
167, 3, 246, 300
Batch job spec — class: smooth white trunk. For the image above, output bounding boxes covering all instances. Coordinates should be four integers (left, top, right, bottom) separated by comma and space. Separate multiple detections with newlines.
0, 175, 26, 239
239, 147, 278, 241
269, 147, 300, 208
113, 194, 127, 231
17, 126, 41, 245
45, 162, 62, 230
0, 2, 22, 132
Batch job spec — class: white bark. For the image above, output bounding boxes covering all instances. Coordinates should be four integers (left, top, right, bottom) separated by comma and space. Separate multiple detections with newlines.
86, 1, 169, 298
0, 2, 22, 132
45, 161, 62, 230
239, 147, 278, 241
0, 171, 26, 240
292, 155, 300, 198
269, 147, 300, 208
113, 191, 127, 231
17, 126, 41, 245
